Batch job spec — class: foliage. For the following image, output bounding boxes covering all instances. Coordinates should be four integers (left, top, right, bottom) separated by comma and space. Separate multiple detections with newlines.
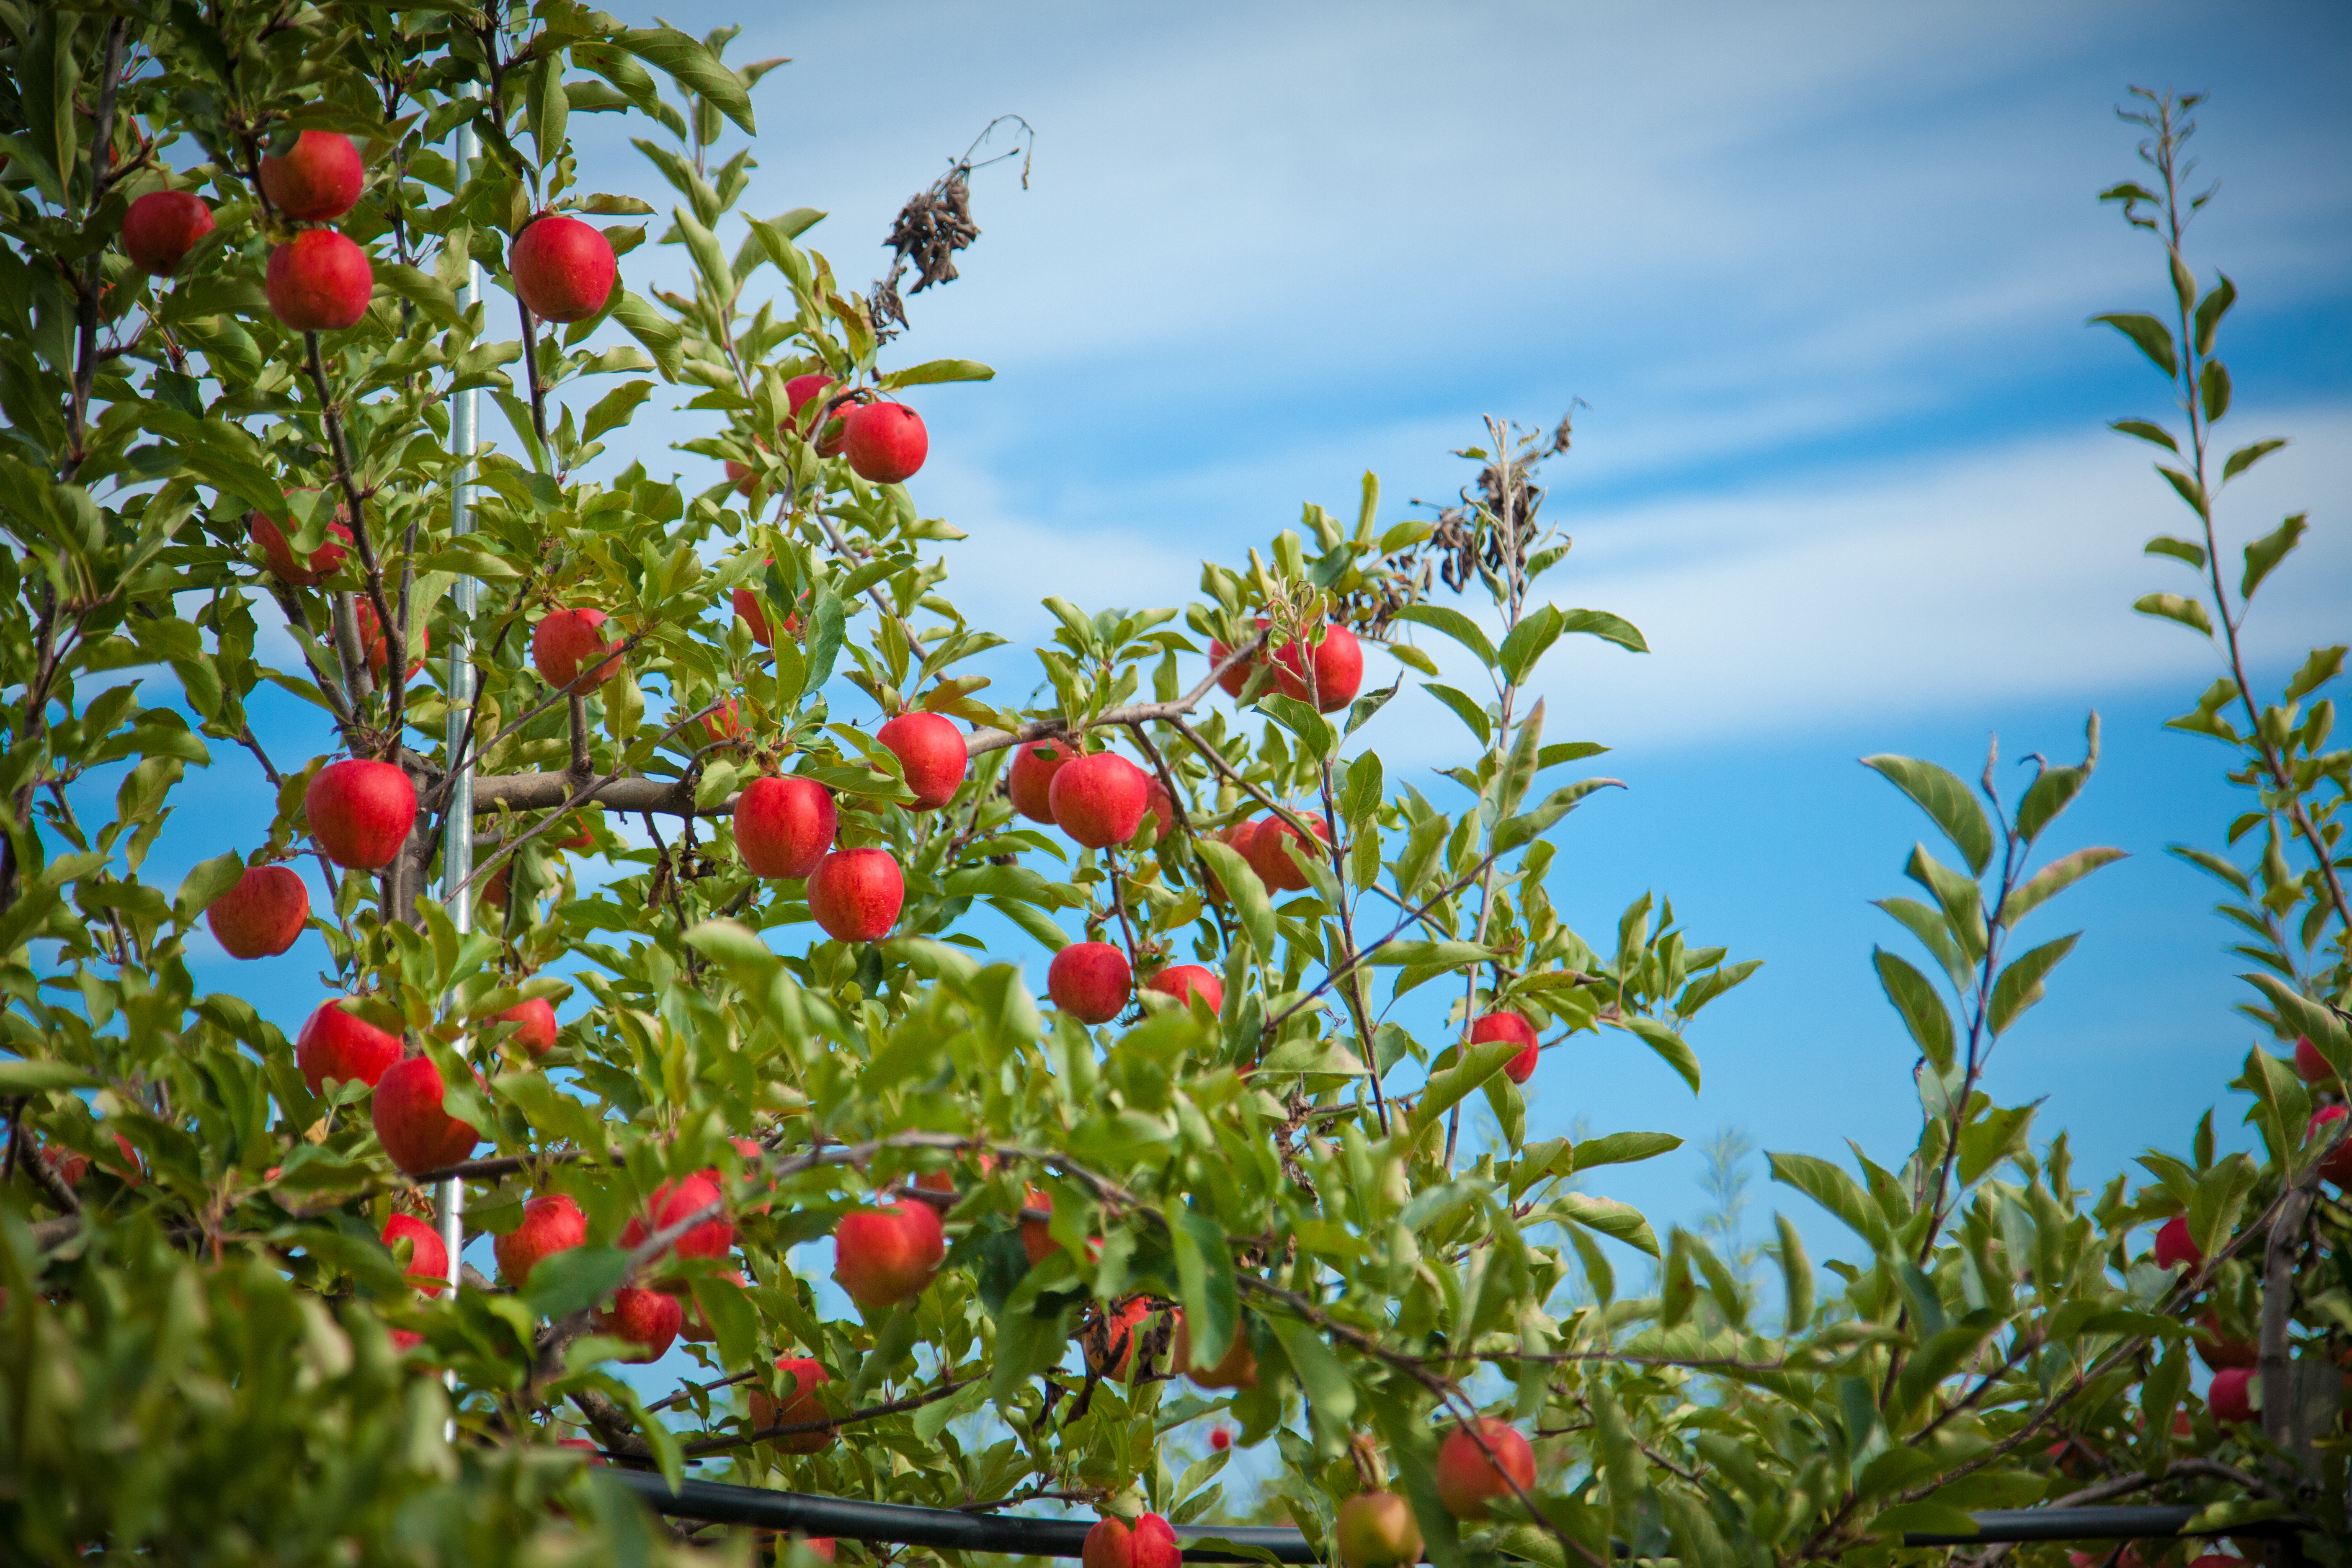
0, 10, 2342, 1565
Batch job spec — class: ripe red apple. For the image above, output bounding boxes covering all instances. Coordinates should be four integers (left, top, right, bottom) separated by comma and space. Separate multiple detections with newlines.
878, 711, 969, 810
351, 599, 428, 682
371, 1055, 482, 1175
557, 814, 598, 851
735, 776, 836, 878
510, 214, 617, 322
259, 129, 365, 220
2208, 1367, 2258, 1424
787, 372, 846, 455
730, 571, 805, 647
2194, 1313, 2259, 1371
1049, 941, 1132, 1024
1141, 776, 1177, 843
206, 863, 309, 958
495, 1192, 588, 1287
121, 190, 215, 276
841, 402, 928, 484
1336, 1493, 1422, 1568
531, 607, 625, 692
1271, 623, 1365, 712
704, 699, 744, 743
390, 1329, 426, 1352
382, 1212, 449, 1292
296, 998, 404, 1094
1435, 1418, 1537, 1519
1208, 617, 1271, 698
1019, 1184, 1057, 1266
496, 996, 558, 1058
2152, 1214, 2202, 1271
1083, 1514, 1180, 1568
596, 1284, 683, 1362
1146, 965, 1223, 1014
750, 1355, 834, 1453
1244, 815, 1328, 893
808, 848, 904, 943
1050, 751, 1152, 848
832, 1200, 944, 1309
619, 1173, 734, 1262
2294, 1034, 2335, 1083
266, 230, 373, 331
1471, 1012, 1541, 1086
305, 758, 417, 869
2313, 1104, 2352, 1186
1007, 737, 1076, 823
249, 508, 352, 585
1169, 1309, 1257, 1389
1209, 1426, 1232, 1452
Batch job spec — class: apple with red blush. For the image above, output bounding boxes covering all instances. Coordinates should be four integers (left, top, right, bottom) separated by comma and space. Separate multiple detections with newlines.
305, 758, 417, 869
266, 230, 373, 331
750, 1355, 834, 1452
207, 863, 310, 958
259, 130, 364, 220
531, 607, 626, 693
832, 1201, 943, 1309
878, 710, 969, 809
296, 998, 404, 1094
495, 1192, 588, 1287
1049, 941, 1132, 1024
121, 190, 215, 276
809, 848, 904, 942
1050, 750, 1151, 848
510, 214, 617, 322
735, 776, 837, 878
371, 1054, 482, 1175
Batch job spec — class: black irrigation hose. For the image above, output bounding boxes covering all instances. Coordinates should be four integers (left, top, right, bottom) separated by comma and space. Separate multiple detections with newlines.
605, 1472, 2297, 1555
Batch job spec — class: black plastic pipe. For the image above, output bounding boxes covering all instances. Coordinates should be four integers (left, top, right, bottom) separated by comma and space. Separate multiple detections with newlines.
606, 1472, 2292, 1555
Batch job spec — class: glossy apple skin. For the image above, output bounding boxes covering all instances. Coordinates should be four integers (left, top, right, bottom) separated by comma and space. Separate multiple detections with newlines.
1471, 1012, 1541, 1085
878, 711, 968, 810
122, 190, 215, 275
1244, 815, 1328, 893
1435, 1417, 1537, 1519
2152, 1214, 2202, 1271
1170, 1310, 1257, 1389
1141, 776, 1177, 843
731, 575, 804, 647
808, 848, 905, 943
1048, 941, 1132, 1024
735, 776, 836, 879
511, 214, 617, 322
306, 758, 417, 869
496, 996, 559, 1058
1006, 738, 1075, 823
619, 1173, 734, 1262
1271, 623, 1365, 712
495, 1192, 588, 1287
2312, 1104, 2352, 1187
832, 1201, 944, 1309
351, 598, 428, 681
2208, 1366, 2257, 1424
1335, 1493, 1423, 1568
1208, 617, 1271, 697
750, 1355, 834, 1453
250, 508, 352, 585
266, 230, 373, 330
786, 373, 846, 455
207, 864, 310, 958
531, 607, 625, 691
295, 998, 404, 1094
597, 1285, 683, 1362
1050, 752, 1151, 848
841, 402, 928, 484
1083, 1514, 1180, 1568
371, 1055, 483, 1176
382, 1212, 449, 1292
1146, 965, 1223, 1014
259, 129, 364, 220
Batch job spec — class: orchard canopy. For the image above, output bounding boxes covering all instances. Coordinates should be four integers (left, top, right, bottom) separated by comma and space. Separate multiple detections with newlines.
1, 10, 2348, 1568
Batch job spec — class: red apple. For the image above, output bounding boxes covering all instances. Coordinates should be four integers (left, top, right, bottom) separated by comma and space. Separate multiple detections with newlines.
730, 571, 805, 647
495, 1192, 588, 1287
1146, 965, 1222, 1014
2208, 1367, 2257, 1424
305, 758, 417, 869
390, 1329, 425, 1352
557, 1436, 606, 1465
496, 996, 558, 1058
259, 129, 364, 220
266, 230, 373, 331
1435, 1418, 1537, 1519
383, 1212, 449, 1292
2152, 1214, 2202, 1272
249, 507, 352, 586
1335, 1493, 1422, 1568
809, 848, 904, 943
750, 1355, 834, 1453
121, 190, 215, 276
557, 814, 598, 851
2194, 1313, 2259, 1371
2295, 1035, 2335, 1083
1169, 1310, 1257, 1389
40, 1143, 90, 1188
787, 372, 846, 455
735, 776, 836, 878
804, 1542, 836, 1563
1007, 737, 1075, 823
832, 1201, 944, 1309
1049, 941, 1132, 1024
878, 711, 969, 810
2313, 1104, 2352, 1186
511, 214, 617, 322
296, 998, 404, 1094
1271, 623, 1365, 712
679, 1269, 746, 1341
841, 402, 927, 484
206, 864, 309, 958
619, 1173, 733, 1262
1141, 776, 1177, 843
1472, 1012, 1541, 1086
1050, 751, 1151, 848
1244, 815, 1328, 893
1083, 1514, 1179, 1568
596, 1285, 682, 1362
1208, 617, 1271, 698
1019, 1184, 1057, 1267
531, 607, 625, 692
725, 443, 766, 496
351, 598, 428, 681
371, 1055, 482, 1176
704, 699, 744, 743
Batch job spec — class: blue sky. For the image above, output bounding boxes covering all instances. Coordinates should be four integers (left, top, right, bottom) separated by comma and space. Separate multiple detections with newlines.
149, 1, 2350, 1306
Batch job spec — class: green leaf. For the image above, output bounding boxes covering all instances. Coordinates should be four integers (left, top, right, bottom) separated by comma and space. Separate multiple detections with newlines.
1408, 1039, 1523, 1138
175, 850, 249, 927
1571, 1132, 1681, 1171
0, 1060, 101, 1093
1493, 777, 1619, 854
1988, 934, 2077, 1035
2111, 419, 2179, 454
1860, 756, 1992, 875
1623, 1017, 1700, 1094
2220, 438, 2286, 483
2143, 534, 2204, 567
2133, 593, 2213, 637
1420, 684, 1491, 748
1369, 940, 1491, 969
878, 359, 995, 389
1558, 608, 1648, 654
617, 28, 756, 134
2241, 512, 2307, 601
1774, 1214, 1813, 1330
1197, 838, 1274, 959
2014, 715, 2099, 845
1168, 1207, 1240, 1371
609, 291, 684, 380
1873, 898, 1968, 990
2199, 358, 2231, 423
2003, 847, 2125, 925
1872, 949, 1954, 1070
526, 1246, 631, 1320
1496, 603, 1563, 685
1393, 604, 1497, 669
2091, 312, 2177, 377
1555, 1193, 1659, 1257
2193, 273, 2235, 355
1767, 1152, 1887, 1248
582, 379, 655, 443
